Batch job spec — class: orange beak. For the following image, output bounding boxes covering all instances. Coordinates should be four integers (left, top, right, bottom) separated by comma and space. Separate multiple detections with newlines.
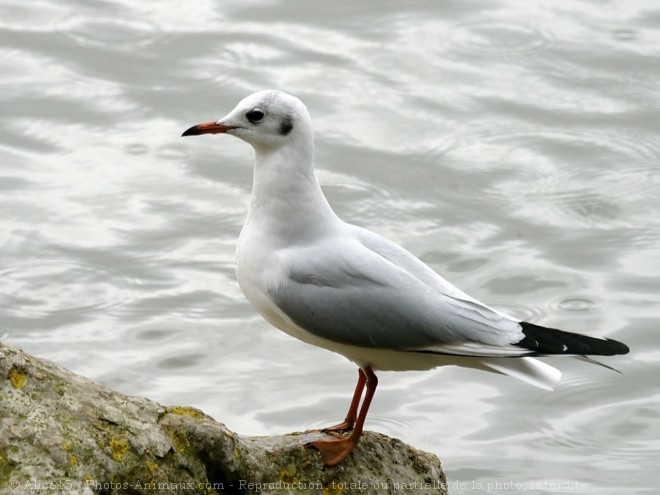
181, 121, 237, 137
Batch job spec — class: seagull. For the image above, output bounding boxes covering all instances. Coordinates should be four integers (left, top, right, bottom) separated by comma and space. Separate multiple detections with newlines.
182, 90, 629, 466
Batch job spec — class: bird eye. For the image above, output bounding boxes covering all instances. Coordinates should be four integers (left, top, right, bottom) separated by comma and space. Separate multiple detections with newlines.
246, 108, 265, 123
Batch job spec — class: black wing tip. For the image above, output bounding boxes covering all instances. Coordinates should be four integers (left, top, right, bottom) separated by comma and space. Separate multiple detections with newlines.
601, 338, 629, 355
516, 321, 629, 356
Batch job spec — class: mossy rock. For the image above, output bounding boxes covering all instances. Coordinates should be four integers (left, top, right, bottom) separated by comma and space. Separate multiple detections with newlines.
0, 342, 447, 494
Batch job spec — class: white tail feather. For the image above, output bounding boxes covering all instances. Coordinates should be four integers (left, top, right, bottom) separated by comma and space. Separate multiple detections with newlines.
480, 357, 562, 391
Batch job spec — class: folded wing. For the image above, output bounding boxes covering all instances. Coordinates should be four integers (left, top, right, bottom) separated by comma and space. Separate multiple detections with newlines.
269, 234, 524, 352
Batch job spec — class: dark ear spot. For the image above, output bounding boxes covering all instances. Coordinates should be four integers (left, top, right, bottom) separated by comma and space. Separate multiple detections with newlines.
279, 116, 293, 136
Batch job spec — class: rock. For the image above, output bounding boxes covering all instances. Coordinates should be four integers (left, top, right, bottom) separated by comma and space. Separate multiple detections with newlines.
0, 342, 447, 494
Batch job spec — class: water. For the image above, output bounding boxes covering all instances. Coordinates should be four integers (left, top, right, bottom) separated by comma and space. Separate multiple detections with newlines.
2, 0, 659, 493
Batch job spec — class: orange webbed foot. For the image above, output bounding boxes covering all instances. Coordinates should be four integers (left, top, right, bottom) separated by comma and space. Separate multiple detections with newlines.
308, 435, 357, 466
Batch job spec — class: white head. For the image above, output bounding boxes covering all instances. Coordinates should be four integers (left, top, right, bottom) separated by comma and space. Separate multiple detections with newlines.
182, 90, 312, 153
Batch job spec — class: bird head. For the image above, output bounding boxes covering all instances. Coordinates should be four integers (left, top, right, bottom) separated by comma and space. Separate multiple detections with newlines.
182, 90, 311, 152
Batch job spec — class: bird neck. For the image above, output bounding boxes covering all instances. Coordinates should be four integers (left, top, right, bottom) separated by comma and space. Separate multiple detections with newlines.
246, 141, 339, 241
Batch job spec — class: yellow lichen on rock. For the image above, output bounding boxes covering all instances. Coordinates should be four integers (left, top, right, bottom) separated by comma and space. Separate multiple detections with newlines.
168, 429, 191, 453
279, 469, 300, 485
9, 367, 27, 389
169, 406, 204, 418
109, 439, 130, 461
146, 460, 159, 476
322, 485, 345, 495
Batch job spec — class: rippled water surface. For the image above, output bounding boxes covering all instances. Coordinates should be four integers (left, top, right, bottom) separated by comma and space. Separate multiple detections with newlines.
2, 1, 659, 493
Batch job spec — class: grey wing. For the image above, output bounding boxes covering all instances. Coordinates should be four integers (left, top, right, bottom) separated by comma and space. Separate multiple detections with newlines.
347, 222, 510, 309
269, 238, 525, 351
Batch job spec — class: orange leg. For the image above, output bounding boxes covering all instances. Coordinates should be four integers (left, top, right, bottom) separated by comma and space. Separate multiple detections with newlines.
322, 368, 367, 433
309, 367, 378, 466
